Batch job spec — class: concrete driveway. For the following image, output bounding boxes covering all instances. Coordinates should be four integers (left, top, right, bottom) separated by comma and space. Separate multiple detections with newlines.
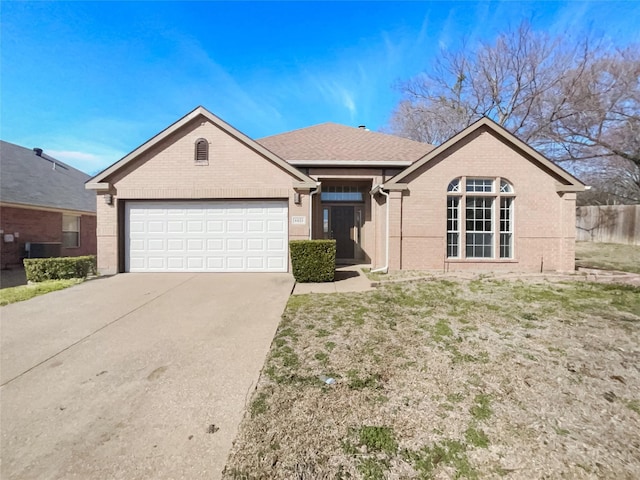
0, 273, 294, 480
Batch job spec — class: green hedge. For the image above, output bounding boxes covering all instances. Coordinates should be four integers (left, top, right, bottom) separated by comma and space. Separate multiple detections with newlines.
289, 240, 336, 283
23, 255, 97, 282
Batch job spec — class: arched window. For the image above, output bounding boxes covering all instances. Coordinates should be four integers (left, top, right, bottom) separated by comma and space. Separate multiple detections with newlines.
194, 138, 209, 165
446, 177, 515, 259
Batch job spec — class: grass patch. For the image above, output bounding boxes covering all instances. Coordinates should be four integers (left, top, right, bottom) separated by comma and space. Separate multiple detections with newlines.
465, 426, 490, 448
355, 425, 398, 455
405, 439, 477, 479
225, 278, 640, 479
575, 242, 640, 274
470, 394, 493, 421
250, 392, 269, 418
0, 278, 82, 306
626, 400, 640, 416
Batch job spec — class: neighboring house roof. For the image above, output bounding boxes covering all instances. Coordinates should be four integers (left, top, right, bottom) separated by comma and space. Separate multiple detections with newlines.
257, 123, 434, 166
0, 140, 96, 213
387, 117, 586, 192
88, 106, 315, 188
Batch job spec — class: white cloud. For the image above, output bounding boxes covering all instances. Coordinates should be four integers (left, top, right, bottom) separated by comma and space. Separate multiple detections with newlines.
45, 142, 126, 175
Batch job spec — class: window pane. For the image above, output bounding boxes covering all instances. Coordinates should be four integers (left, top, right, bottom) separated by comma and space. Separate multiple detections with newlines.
62, 215, 79, 232
62, 215, 80, 248
500, 197, 513, 258
466, 233, 493, 258
466, 178, 493, 193
465, 197, 493, 258
62, 231, 79, 248
446, 197, 460, 257
447, 233, 459, 257
500, 180, 513, 193
321, 186, 364, 202
447, 179, 460, 192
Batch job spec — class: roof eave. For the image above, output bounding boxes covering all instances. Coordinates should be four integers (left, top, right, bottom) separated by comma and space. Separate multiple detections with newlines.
288, 160, 414, 167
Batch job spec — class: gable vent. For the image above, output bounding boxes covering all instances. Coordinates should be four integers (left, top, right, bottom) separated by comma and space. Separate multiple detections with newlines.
194, 138, 209, 165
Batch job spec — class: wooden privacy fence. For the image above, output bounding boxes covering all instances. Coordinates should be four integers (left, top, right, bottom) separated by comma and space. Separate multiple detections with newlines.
576, 205, 640, 245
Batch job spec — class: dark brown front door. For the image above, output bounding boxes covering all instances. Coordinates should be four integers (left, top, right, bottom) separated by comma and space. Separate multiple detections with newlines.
331, 206, 355, 258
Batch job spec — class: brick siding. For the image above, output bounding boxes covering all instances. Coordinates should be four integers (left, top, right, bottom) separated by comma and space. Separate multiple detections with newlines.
0, 206, 96, 268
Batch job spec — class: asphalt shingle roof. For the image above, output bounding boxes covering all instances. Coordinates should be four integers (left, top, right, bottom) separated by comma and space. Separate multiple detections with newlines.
0, 140, 96, 213
257, 122, 434, 163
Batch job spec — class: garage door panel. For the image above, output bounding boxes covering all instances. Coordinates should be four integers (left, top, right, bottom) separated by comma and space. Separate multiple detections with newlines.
187, 239, 204, 251
247, 238, 264, 251
227, 220, 244, 233
167, 239, 184, 251
167, 221, 185, 233
226, 257, 244, 269
247, 220, 265, 233
227, 238, 244, 251
187, 221, 204, 233
148, 239, 165, 251
207, 220, 224, 233
247, 257, 265, 269
126, 200, 288, 272
148, 257, 166, 269
267, 220, 285, 233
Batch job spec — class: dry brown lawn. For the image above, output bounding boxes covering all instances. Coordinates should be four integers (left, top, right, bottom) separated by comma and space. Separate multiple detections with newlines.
224, 278, 640, 479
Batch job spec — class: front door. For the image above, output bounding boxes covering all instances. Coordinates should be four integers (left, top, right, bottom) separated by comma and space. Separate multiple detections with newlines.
331, 206, 355, 258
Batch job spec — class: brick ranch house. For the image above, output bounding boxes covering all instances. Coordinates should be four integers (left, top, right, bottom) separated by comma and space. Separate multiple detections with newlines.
86, 106, 585, 275
0, 141, 97, 269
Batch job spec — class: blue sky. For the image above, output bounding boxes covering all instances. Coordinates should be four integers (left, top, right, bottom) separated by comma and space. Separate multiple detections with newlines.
2, 1, 639, 175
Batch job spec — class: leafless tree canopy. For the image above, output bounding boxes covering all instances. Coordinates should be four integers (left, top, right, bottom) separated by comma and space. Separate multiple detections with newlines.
388, 22, 640, 203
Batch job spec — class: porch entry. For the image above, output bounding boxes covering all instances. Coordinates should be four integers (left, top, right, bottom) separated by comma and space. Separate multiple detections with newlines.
330, 206, 355, 258
320, 184, 367, 260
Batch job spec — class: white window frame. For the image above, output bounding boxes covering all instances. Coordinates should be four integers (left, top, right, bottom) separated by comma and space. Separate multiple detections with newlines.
465, 196, 494, 258
446, 177, 514, 260
62, 214, 80, 248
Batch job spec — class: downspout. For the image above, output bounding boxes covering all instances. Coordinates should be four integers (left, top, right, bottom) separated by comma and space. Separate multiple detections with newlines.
371, 185, 390, 273
308, 182, 320, 239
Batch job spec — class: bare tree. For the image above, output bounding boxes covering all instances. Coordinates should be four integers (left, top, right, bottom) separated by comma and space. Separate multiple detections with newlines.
388, 22, 640, 202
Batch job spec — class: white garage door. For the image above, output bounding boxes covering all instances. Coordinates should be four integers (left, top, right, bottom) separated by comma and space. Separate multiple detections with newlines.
125, 200, 288, 272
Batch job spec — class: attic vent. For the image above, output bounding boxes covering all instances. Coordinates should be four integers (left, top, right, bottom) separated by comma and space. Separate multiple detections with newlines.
33, 148, 43, 156
194, 138, 209, 165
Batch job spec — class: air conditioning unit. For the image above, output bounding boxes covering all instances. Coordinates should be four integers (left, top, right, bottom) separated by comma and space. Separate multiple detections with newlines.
25, 242, 62, 258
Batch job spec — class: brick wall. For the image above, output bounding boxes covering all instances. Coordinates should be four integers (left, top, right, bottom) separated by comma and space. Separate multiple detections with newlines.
391, 127, 578, 273
0, 205, 96, 268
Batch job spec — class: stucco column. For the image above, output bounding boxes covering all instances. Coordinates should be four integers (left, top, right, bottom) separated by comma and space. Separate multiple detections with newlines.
388, 191, 403, 270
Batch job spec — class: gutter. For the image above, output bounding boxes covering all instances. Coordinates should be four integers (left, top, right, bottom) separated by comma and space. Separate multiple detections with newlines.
370, 184, 390, 274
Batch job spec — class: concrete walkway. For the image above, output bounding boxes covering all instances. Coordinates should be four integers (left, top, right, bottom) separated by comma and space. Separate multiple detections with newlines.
291, 264, 374, 295
1, 273, 294, 480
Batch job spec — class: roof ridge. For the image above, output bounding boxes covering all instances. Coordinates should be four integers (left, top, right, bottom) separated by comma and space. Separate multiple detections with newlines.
258, 122, 434, 148
256, 122, 339, 141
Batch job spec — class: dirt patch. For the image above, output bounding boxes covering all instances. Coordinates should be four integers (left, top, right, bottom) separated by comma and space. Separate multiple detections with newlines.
224, 278, 640, 479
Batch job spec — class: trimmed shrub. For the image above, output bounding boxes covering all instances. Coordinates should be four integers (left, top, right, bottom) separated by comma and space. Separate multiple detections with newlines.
24, 256, 97, 282
290, 240, 336, 282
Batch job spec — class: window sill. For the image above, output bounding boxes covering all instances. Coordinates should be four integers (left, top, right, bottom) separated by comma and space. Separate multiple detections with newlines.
446, 258, 517, 263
